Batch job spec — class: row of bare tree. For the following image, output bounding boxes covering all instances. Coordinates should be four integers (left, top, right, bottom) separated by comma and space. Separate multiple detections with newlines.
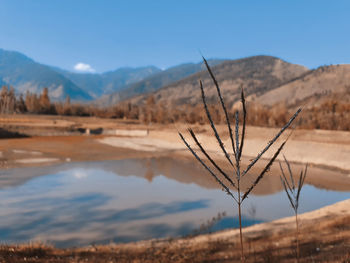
1, 85, 349, 131
0, 86, 52, 114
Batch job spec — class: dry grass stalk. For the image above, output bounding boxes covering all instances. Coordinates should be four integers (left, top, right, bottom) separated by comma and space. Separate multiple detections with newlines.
179, 57, 301, 263
279, 156, 308, 263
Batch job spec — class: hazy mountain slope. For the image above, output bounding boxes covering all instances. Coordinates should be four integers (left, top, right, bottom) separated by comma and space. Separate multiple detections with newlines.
127, 56, 309, 108
98, 59, 226, 105
51, 67, 103, 98
56, 66, 161, 98
0, 49, 92, 101
252, 64, 350, 107
102, 66, 162, 94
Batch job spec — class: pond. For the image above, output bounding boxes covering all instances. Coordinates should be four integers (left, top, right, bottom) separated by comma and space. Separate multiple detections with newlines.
0, 157, 349, 247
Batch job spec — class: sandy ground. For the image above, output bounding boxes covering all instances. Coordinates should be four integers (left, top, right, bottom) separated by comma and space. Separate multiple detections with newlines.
1, 123, 350, 193
99, 125, 350, 172
1, 115, 350, 173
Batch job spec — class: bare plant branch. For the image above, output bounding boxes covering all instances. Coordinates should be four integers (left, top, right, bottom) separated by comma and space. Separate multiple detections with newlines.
280, 157, 308, 211
202, 57, 237, 157
179, 132, 237, 202
199, 81, 234, 168
238, 87, 246, 161
188, 128, 237, 189
242, 108, 301, 177
235, 111, 240, 163
280, 176, 296, 210
242, 141, 286, 201
296, 164, 308, 205
279, 161, 293, 192
300, 164, 308, 189
283, 155, 295, 190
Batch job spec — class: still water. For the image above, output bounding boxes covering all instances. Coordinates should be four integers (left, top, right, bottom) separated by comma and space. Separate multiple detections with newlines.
0, 158, 349, 247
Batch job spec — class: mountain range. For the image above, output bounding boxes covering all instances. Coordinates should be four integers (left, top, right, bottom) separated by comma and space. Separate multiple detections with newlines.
0, 48, 225, 102
125, 56, 309, 109
121, 58, 350, 111
0, 48, 349, 109
53, 66, 162, 99
97, 59, 226, 105
0, 49, 91, 101
250, 64, 350, 108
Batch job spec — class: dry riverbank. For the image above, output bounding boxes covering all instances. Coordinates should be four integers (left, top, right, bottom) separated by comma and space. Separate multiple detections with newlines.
1, 117, 350, 171
1, 119, 350, 192
0, 114, 349, 261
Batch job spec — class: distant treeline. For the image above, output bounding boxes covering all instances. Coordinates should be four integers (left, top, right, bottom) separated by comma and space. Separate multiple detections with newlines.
1, 85, 350, 131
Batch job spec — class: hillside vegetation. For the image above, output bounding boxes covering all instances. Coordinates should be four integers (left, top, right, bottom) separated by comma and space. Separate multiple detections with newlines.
97, 59, 226, 105
251, 64, 350, 107
127, 56, 308, 108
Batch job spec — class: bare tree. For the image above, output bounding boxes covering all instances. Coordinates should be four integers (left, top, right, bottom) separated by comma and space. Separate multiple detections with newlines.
39, 87, 51, 113
0, 86, 9, 114
0, 86, 16, 114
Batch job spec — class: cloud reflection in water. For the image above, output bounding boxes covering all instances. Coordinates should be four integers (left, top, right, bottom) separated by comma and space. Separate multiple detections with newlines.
0, 159, 348, 247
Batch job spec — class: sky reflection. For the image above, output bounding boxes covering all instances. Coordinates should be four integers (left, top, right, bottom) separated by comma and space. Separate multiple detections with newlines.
0, 158, 349, 247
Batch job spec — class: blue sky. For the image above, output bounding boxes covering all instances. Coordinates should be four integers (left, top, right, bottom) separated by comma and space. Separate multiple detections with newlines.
0, 0, 349, 73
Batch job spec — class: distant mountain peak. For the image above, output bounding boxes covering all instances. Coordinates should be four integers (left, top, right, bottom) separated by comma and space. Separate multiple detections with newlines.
0, 48, 91, 101
117, 55, 309, 108
0, 48, 164, 101
97, 59, 228, 105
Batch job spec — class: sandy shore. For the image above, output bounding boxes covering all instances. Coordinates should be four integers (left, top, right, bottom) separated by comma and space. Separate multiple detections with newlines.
99, 125, 350, 172
1, 120, 350, 172
1, 113, 350, 170
1, 123, 350, 192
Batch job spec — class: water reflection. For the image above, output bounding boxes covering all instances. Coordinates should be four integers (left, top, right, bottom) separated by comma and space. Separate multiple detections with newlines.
0, 158, 349, 247
1, 157, 350, 193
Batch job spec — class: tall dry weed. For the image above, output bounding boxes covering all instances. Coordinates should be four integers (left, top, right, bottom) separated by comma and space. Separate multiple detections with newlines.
179, 57, 301, 262
279, 156, 308, 263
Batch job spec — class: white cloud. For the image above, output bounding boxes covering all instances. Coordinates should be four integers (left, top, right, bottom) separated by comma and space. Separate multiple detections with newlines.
74, 62, 96, 73
72, 169, 88, 179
